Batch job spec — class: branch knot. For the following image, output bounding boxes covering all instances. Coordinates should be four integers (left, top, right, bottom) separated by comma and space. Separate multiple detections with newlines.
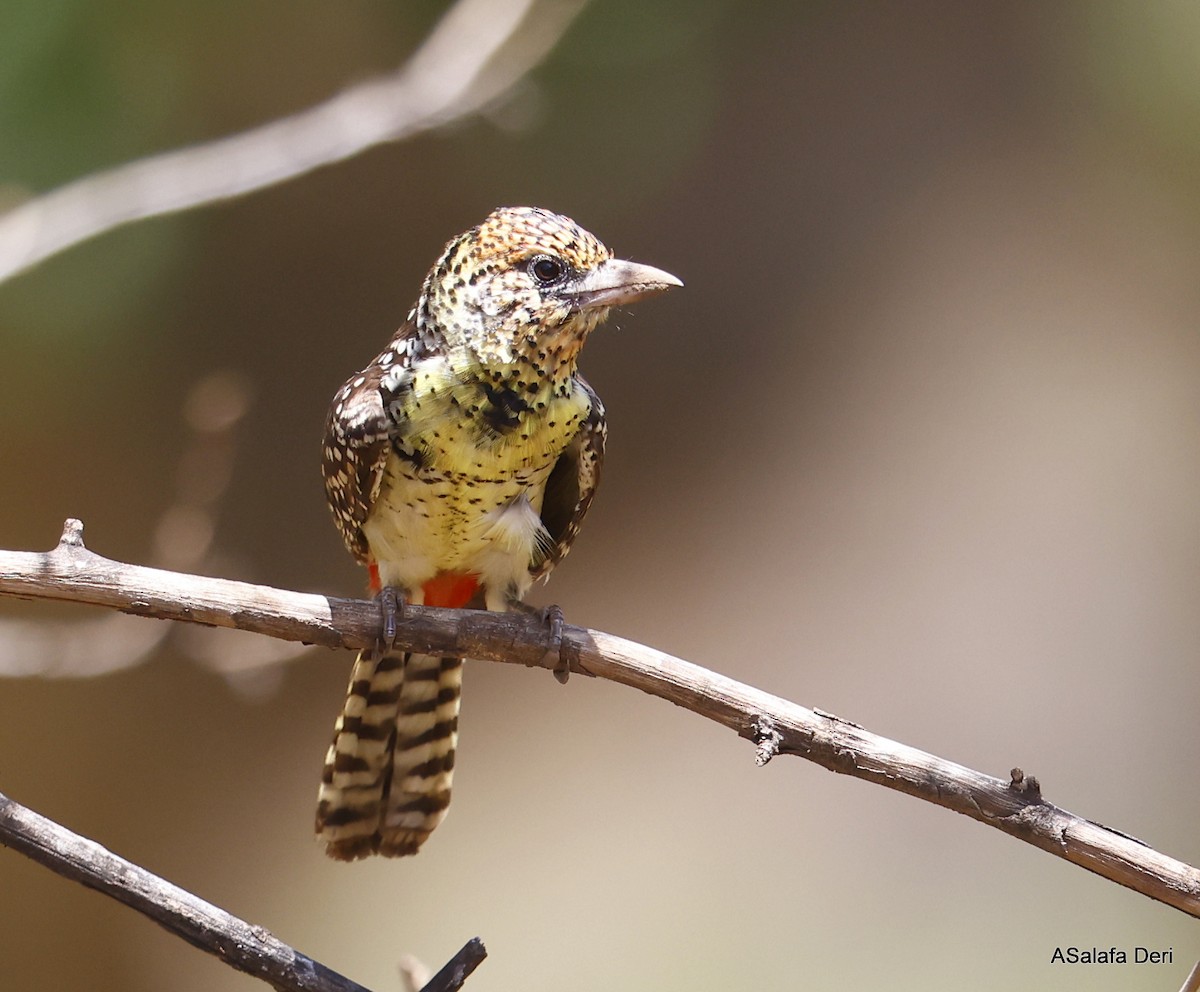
752, 715, 783, 766
57, 518, 86, 549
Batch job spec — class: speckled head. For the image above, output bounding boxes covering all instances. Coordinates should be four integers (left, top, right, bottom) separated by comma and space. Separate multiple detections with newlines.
416, 206, 681, 379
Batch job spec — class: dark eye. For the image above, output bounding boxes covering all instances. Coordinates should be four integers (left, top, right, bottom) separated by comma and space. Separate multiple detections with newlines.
529, 255, 566, 285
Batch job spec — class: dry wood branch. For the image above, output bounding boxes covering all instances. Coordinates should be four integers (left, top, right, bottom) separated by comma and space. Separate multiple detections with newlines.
413, 939, 486, 992
0, 787, 485, 992
1179, 959, 1200, 992
3, 519, 1200, 921
0, 0, 588, 285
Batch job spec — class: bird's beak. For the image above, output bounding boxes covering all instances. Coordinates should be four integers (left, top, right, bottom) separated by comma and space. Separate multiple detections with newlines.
564, 259, 683, 310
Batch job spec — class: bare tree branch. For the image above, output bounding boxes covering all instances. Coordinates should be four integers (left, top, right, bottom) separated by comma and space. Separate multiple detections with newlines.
0, 0, 588, 285
1179, 959, 1200, 992
416, 939, 487, 992
0, 787, 486, 992
3, 519, 1200, 921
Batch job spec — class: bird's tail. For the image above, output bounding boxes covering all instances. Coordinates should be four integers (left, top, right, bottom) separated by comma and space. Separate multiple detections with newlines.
316, 649, 462, 860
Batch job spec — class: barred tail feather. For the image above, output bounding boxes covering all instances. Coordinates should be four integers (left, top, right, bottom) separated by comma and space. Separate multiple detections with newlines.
316, 651, 462, 860
315, 647, 405, 860
379, 653, 461, 856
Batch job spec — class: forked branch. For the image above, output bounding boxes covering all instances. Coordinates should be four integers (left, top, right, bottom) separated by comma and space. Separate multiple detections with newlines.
0, 785, 484, 992
2, 518, 1200, 925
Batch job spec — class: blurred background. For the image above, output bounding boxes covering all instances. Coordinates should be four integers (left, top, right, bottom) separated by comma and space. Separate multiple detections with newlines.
2, 1, 1198, 989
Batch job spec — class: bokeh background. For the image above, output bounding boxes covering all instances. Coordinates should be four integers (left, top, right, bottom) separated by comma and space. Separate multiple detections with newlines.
2, 1, 1198, 989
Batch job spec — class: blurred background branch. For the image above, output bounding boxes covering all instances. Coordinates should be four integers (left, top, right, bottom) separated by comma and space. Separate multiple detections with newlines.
0, 0, 587, 285
3, 520, 1198, 921
0, 370, 301, 689
0, 788, 486, 992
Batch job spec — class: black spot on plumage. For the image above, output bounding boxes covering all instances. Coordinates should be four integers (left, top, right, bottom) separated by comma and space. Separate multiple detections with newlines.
481, 381, 529, 431
392, 438, 425, 468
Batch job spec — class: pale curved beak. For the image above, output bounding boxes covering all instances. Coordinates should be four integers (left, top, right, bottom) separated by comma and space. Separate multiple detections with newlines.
565, 259, 684, 310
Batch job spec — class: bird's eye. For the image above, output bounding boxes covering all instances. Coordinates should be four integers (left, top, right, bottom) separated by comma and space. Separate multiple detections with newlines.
529, 255, 566, 285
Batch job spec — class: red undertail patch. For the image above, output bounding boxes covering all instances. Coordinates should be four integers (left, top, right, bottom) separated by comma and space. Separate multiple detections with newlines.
422, 571, 481, 609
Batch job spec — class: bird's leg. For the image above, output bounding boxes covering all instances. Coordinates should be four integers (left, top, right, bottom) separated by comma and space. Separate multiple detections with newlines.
542, 604, 567, 684
512, 602, 569, 683
375, 585, 405, 652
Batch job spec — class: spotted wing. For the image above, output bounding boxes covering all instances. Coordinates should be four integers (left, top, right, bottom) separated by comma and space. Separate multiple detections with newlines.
322, 320, 417, 564
533, 375, 607, 581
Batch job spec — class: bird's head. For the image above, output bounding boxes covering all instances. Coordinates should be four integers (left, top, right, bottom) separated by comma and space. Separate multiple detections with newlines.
416, 206, 681, 378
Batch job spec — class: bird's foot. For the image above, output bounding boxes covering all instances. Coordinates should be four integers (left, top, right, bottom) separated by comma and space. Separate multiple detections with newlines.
375, 585, 405, 653
540, 604, 568, 684
512, 602, 569, 682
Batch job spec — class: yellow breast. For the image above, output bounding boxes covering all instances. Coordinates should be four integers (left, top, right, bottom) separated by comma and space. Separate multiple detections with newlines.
362, 358, 590, 592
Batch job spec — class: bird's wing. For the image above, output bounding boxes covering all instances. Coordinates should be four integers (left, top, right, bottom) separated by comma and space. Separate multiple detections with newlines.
322, 319, 417, 564
532, 375, 607, 581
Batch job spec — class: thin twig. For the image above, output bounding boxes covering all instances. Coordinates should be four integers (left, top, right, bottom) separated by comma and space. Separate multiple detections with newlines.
3, 519, 1200, 920
0, 0, 588, 285
418, 939, 487, 992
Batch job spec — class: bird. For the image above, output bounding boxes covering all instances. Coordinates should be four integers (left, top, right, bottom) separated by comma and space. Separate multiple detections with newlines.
316, 206, 681, 859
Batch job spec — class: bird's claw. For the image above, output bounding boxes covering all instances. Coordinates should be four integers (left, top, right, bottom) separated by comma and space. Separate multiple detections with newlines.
540, 604, 568, 683
376, 586, 404, 652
